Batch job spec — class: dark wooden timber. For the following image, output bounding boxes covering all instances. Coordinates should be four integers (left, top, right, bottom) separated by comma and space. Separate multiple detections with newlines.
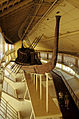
21, 15, 61, 74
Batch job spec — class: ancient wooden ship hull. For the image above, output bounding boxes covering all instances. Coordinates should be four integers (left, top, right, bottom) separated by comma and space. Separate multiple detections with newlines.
15, 47, 42, 65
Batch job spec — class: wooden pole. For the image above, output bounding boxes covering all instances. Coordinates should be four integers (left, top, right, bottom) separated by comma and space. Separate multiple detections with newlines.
45, 73, 49, 112
40, 74, 42, 100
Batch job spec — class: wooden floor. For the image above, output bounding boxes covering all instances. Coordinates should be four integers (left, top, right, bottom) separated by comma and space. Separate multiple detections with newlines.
51, 71, 79, 119
25, 72, 62, 119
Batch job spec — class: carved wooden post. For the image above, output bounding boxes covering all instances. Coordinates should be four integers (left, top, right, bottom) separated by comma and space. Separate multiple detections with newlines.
36, 74, 38, 91
21, 15, 61, 74
39, 74, 43, 100
53, 15, 61, 67
45, 73, 49, 112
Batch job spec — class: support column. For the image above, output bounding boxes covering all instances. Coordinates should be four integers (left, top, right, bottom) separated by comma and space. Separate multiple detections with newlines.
34, 73, 36, 85
36, 74, 38, 91
31, 73, 36, 84
40, 74, 42, 100
30, 111, 32, 119
52, 15, 61, 67
45, 73, 48, 112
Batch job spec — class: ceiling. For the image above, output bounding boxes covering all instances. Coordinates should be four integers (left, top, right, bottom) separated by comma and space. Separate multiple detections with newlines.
27, 0, 79, 54
0, 0, 55, 43
0, 0, 79, 55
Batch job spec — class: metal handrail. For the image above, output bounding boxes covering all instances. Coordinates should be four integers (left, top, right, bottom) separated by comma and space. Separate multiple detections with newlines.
0, 104, 17, 119
0, 114, 5, 119
0, 98, 19, 119
0, 50, 19, 119
1, 101, 18, 118
4, 75, 16, 82
53, 69, 79, 100
1, 49, 15, 61
52, 69, 79, 109
1, 97, 18, 114
57, 61, 79, 75
0, 107, 11, 119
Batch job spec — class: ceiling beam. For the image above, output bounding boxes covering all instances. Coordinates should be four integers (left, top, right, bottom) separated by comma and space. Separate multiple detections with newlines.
20, 1, 43, 40
0, 0, 33, 17
60, 30, 79, 38
3, 33, 13, 44
28, 0, 63, 36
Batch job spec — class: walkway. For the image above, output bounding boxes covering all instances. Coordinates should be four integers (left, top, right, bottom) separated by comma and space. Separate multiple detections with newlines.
55, 68, 79, 100
51, 71, 79, 119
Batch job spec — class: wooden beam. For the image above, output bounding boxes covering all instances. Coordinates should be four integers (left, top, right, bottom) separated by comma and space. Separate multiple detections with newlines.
21, 15, 61, 74
0, 0, 33, 17
21, 2, 43, 40
3, 33, 13, 44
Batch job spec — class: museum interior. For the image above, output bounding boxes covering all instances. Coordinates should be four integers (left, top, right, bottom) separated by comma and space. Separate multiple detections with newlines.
0, 0, 79, 119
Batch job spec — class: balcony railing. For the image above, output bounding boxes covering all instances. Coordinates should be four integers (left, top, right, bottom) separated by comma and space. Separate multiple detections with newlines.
0, 97, 19, 119
53, 69, 79, 110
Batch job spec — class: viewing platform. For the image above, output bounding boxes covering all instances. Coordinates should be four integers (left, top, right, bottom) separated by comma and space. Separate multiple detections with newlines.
24, 72, 62, 119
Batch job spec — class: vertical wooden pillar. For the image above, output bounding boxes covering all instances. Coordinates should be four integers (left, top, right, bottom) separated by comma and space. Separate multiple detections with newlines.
34, 73, 36, 85
40, 74, 42, 100
45, 73, 48, 112
36, 74, 38, 91
52, 16, 61, 67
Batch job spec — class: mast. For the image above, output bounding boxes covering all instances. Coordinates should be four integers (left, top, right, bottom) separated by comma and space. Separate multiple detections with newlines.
22, 15, 61, 74
52, 15, 61, 67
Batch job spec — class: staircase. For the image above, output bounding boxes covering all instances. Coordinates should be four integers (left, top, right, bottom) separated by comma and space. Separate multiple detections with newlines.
0, 62, 32, 119
0, 96, 19, 119
10, 62, 22, 74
